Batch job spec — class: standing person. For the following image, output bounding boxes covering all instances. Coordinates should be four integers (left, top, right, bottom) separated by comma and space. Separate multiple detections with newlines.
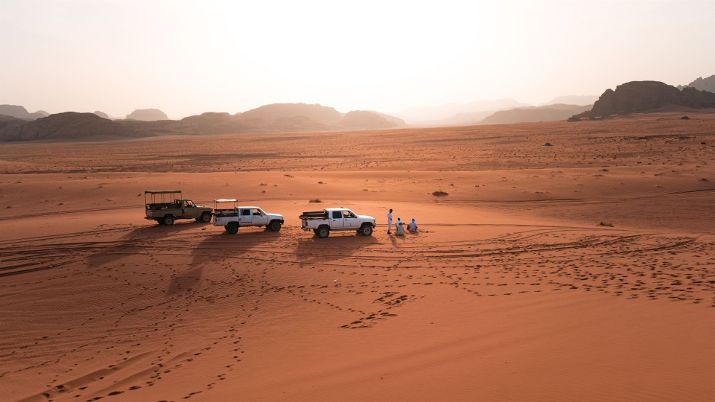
395, 217, 405, 236
386, 208, 393, 234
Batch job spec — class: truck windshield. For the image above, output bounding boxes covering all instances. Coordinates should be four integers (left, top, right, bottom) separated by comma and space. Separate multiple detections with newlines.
343, 211, 356, 218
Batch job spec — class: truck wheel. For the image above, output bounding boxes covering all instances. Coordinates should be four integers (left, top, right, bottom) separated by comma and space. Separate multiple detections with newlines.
316, 225, 330, 238
268, 220, 282, 232
163, 215, 175, 225
359, 224, 373, 236
197, 212, 212, 223
225, 222, 239, 235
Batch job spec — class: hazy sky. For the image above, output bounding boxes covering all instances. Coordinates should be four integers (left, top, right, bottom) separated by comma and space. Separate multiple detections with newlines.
2, 0, 714, 119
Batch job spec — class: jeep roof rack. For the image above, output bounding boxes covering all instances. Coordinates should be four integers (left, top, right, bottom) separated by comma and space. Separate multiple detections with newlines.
144, 190, 182, 194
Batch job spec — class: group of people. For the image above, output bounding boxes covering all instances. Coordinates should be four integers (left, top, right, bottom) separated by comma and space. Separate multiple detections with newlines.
386, 208, 418, 236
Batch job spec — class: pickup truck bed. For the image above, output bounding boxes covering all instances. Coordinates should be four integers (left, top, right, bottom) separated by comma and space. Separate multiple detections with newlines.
299, 211, 328, 219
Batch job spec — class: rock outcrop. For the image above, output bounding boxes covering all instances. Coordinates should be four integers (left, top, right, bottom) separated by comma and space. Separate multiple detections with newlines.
0, 105, 31, 119
684, 75, 715, 93
0, 105, 49, 120
238, 103, 343, 131
571, 81, 715, 120
126, 108, 169, 121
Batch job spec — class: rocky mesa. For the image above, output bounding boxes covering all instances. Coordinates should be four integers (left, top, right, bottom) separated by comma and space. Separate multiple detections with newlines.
571, 81, 715, 120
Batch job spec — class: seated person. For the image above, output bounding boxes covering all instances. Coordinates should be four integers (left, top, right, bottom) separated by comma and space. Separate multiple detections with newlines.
407, 218, 418, 233
395, 218, 405, 236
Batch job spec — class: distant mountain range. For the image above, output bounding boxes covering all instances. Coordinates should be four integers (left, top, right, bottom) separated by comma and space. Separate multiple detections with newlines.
399, 97, 597, 126
4, 76, 713, 140
399, 98, 528, 125
545, 95, 597, 106
481, 104, 591, 125
0, 103, 405, 142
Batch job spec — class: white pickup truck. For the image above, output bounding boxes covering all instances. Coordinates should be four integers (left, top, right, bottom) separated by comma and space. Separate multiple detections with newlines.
213, 199, 284, 234
300, 208, 376, 238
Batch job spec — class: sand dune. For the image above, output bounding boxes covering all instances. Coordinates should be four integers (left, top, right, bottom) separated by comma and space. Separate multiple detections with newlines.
1, 112, 714, 401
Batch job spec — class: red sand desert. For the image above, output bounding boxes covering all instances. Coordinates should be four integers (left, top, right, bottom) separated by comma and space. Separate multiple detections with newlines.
1, 112, 715, 401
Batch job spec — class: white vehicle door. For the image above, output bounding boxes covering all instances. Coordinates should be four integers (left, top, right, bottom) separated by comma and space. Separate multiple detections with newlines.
342, 210, 360, 229
330, 210, 344, 228
239, 208, 253, 225
252, 208, 268, 225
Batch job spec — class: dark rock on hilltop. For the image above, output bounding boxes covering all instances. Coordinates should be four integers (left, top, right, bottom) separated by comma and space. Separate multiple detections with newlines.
0, 112, 140, 141
126, 108, 169, 121
571, 81, 715, 120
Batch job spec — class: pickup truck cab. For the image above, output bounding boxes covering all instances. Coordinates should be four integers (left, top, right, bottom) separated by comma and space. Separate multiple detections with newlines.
213, 199, 284, 234
145, 190, 212, 225
300, 208, 376, 238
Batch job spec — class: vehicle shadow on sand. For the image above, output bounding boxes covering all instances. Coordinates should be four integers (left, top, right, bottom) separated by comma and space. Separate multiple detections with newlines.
167, 229, 282, 295
294, 234, 378, 267
189, 228, 282, 267
87, 221, 201, 267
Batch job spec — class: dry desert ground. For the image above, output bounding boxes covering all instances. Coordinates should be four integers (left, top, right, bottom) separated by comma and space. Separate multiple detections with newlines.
1, 112, 715, 402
